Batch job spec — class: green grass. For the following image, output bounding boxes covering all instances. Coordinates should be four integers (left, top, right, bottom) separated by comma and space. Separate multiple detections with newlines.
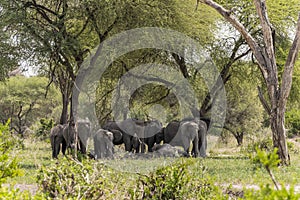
7, 137, 52, 185
7, 136, 300, 190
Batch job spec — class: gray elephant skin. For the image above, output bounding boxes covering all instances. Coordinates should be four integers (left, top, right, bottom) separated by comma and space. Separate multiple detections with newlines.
50, 124, 66, 159
50, 122, 77, 159
93, 129, 114, 159
102, 121, 135, 152
159, 118, 207, 157
182, 118, 207, 157
77, 118, 91, 154
152, 143, 188, 157
117, 119, 163, 153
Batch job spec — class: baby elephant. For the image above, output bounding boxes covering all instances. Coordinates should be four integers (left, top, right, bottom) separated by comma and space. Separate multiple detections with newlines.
93, 129, 114, 159
152, 144, 188, 157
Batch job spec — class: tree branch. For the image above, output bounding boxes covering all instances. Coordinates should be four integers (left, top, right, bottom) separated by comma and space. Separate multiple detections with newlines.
201, 0, 268, 79
145, 89, 170, 105
279, 13, 300, 110
253, 0, 277, 75
258, 86, 271, 115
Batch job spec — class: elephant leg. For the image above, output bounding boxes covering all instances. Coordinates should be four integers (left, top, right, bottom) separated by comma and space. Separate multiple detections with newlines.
52, 143, 59, 159
199, 133, 207, 157
79, 139, 87, 154
61, 139, 67, 155
147, 137, 155, 152
94, 138, 99, 159
53, 136, 61, 159
140, 139, 146, 153
134, 143, 140, 153
192, 138, 199, 157
123, 134, 132, 152
131, 135, 140, 153
180, 136, 190, 156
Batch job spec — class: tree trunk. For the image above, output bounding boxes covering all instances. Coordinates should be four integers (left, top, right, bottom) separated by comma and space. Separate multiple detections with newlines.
60, 92, 69, 125
270, 108, 289, 165
201, 0, 300, 165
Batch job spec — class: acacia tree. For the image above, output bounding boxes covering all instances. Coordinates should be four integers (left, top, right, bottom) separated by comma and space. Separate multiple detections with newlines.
200, 0, 300, 165
2, 0, 126, 125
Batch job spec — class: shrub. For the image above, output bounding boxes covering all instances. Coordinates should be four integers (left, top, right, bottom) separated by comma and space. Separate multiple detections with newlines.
245, 148, 300, 199
36, 158, 129, 199
242, 137, 273, 154
0, 120, 31, 199
0, 120, 23, 185
132, 159, 225, 200
35, 118, 53, 138
244, 184, 300, 200
285, 109, 300, 136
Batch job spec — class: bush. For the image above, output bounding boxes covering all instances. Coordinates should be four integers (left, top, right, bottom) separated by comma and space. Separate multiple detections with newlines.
0, 120, 23, 185
0, 120, 31, 199
35, 118, 53, 138
132, 159, 225, 200
245, 148, 300, 199
36, 158, 130, 199
285, 109, 300, 136
0, 187, 32, 200
242, 137, 273, 155
244, 183, 300, 199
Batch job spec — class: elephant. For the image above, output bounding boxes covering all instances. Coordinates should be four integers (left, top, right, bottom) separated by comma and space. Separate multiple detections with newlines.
162, 118, 207, 157
160, 120, 201, 157
159, 120, 180, 144
50, 121, 78, 159
62, 121, 78, 151
195, 119, 207, 157
118, 119, 163, 153
102, 121, 134, 152
152, 143, 188, 157
182, 117, 207, 157
50, 124, 66, 159
108, 129, 123, 145
93, 129, 114, 159
142, 120, 164, 152
77, 118, 91, 155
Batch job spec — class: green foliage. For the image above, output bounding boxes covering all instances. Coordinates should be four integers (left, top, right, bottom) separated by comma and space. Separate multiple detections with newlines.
134, 159, 225, 199
0, 120, 34, 200
252, 148, 280, 170
244, 184, 300, 200
0, 120, 23, 185
35, 118, 54, 138
242, 136, 273, 154
36, 158, 128, 199
285, 109, 300, 136
287, 141, 299, 154
0, 76, 60, 134
223, 63, 264, 145
245, 148, 300, 199
0, 187, 32, 200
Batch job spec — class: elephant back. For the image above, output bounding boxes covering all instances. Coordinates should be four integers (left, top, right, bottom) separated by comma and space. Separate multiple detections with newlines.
179, 121, 199, 136
103, 121, 123, 132
50, 124, 64, 137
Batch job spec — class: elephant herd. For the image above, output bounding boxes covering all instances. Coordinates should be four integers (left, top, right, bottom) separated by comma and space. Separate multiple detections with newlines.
50, 117, 207, 159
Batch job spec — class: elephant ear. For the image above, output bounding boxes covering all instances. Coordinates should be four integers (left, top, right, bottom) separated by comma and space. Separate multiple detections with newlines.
111, 129, 122, 142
